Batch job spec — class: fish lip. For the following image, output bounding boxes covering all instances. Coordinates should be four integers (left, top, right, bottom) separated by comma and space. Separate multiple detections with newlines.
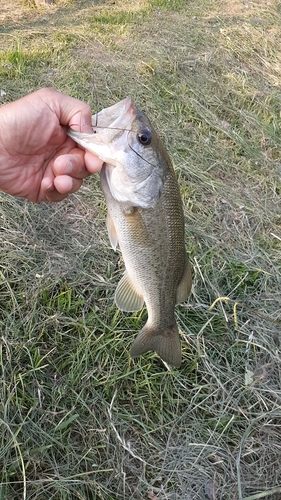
91, 97, 137, 132
88, 97, 137, 149
67, 97, 139, 168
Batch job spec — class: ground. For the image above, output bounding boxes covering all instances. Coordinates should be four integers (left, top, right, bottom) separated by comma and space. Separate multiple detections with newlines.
0, 0, 281, 499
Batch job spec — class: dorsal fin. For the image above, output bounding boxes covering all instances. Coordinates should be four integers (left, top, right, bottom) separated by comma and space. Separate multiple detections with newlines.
176, 253, 192, 304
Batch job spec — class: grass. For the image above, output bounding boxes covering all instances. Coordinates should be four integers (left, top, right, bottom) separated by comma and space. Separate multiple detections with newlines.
0, 0, 281, 498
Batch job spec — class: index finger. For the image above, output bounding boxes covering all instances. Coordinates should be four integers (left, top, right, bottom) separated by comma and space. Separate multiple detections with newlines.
84, 150, 104, 174
54, 148, 103, 177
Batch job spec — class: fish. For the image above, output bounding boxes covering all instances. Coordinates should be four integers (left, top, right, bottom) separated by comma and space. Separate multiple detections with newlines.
67, 97, 192, 367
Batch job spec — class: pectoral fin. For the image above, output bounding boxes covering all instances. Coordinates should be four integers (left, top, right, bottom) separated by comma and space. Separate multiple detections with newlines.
106, 213, 118, 251
122, 207, 150, 248
176, 253, 192, 304
115, 271, 144, 312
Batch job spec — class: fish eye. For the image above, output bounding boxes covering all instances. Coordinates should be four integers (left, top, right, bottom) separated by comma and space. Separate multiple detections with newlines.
137, 129, 152, 146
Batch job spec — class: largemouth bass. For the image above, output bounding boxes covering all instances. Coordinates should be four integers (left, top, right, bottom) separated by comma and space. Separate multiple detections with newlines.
68, 97, 192, 367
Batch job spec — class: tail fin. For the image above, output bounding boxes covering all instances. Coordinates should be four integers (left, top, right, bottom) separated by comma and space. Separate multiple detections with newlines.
130, 323, 182, 368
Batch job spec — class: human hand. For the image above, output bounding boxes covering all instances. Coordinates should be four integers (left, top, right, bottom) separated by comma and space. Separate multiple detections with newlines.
0, 88, 103, 202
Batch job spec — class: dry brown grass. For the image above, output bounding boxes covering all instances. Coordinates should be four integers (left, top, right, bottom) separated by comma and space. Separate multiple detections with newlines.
0, 0, 281, 499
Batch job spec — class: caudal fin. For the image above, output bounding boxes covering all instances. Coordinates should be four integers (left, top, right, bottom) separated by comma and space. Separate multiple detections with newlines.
130, 323, 182, 368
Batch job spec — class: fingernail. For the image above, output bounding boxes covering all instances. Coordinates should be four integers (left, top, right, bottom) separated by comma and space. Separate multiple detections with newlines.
69, 111, 93, 134
45, 182, 54, 191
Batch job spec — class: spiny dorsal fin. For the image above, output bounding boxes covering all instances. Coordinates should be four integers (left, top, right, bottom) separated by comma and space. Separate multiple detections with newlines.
115, 272, 144, 312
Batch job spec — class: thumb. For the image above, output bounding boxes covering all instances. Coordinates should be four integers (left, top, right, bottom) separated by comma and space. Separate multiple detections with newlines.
68, 108, 94, 134
46, 88, 94, 133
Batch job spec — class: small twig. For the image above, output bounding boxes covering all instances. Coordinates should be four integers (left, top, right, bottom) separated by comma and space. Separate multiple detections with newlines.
141, 61, 155, 75
270, 232, 281, 241
208, 296, 241, 328
242, 486, 281, 500
107, 390, 147, 466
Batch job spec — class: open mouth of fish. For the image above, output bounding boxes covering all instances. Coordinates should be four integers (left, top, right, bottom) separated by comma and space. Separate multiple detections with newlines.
91, 97, 135, 136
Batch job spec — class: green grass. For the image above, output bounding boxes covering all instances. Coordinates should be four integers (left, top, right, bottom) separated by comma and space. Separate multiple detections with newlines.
1, 0, 281, 499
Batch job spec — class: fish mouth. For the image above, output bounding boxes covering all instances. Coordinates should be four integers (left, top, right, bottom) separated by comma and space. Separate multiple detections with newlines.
67, 97, 140, 169
91, 97, 137, 134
